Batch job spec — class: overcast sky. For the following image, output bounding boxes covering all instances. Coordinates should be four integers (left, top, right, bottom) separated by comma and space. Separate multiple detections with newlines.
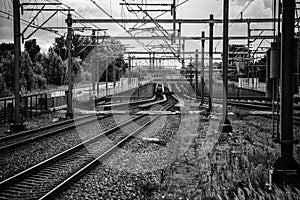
0, 0, 274, 65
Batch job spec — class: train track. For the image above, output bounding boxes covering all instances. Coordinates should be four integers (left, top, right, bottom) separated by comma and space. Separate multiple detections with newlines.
0, 92, 177, 200
226, 100, 300, 126
0, 92, 161, 151
0, 114, 112, 151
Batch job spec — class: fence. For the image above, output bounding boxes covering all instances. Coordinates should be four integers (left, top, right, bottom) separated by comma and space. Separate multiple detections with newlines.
0, 92, 66, 124
0, 78, 151, 124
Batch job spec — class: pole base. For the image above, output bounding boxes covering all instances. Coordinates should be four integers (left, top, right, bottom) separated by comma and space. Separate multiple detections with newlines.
218, 118, 232, 133
65, 112, 73, 119
270, 157, 300, 189
6, 123, 27, 133
208, 95, 212, 112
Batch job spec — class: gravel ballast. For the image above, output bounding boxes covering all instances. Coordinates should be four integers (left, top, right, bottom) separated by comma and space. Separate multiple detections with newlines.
56, 110, 300, 199
55, 114, 200, 199
0, 114, 130, 181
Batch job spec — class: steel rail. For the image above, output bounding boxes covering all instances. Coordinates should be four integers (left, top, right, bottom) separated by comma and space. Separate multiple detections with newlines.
0, 92, 177, 199
0, 114, 111, 151
40, 94, 177, 200
0, 93, 158, 151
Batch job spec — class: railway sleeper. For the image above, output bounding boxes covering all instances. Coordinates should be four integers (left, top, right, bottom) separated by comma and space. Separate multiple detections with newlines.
24, 177, 46, 182
14, 183, 37, 188
17, 180, 39, 186
0, 191, 16, 198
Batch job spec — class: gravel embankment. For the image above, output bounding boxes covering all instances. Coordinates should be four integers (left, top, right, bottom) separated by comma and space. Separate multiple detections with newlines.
0, 114, 130, 181
54, 111, 300, 200
55, 114, 200, 199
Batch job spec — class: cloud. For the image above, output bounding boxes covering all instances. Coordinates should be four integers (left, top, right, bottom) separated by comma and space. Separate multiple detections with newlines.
231, 0, 272, 10
0, 0, 275, 53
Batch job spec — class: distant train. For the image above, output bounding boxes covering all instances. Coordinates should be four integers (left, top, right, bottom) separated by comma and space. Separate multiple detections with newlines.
155, 84, 164, 97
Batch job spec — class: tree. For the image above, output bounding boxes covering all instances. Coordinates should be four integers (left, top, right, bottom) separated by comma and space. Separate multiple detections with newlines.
43, 48, 66, 86
20, 51, 35, 91
65, 57, 83, 84
0, 43, 14, 53
24, 39, 40, 62
1, 49, 14, 95
0, 42, 47, 96
52, 34, 94, 61
72, 34, 94, 60
32, 53, 47, 88
52, 36, 67, 61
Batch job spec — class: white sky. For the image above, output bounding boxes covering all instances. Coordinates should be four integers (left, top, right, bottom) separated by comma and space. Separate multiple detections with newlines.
0, 0, 275, 65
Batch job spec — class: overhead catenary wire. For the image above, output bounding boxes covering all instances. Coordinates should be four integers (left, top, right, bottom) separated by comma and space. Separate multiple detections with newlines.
0, 9, 62, 36
90, 0, 151, 52
214, 0, 254, 50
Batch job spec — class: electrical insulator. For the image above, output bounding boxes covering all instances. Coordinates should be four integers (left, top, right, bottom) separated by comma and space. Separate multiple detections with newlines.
270, 42, 279, 78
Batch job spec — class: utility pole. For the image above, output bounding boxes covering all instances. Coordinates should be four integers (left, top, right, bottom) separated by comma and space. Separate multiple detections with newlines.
10, 0, 26, 132
182, 39, 185, 68
113, 63, 116, 93
178, 22, 182, 56
66, 12, 73, 119
201, 31, 205, 104
195, 49, 199, 101
219, 0, 232, 133
272, 0, 300, 188
149, 53, 152, 71
153, 53, 156, 72
247, 21, 251, 88
106, 59, 108, 96
96, 56, 99, 94
172, 0, 176, 44
209, 14, 214, 111
92, 31, 96, 93
128, 56, 131, 87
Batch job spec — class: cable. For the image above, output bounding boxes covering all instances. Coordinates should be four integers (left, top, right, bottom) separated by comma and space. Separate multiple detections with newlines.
90, 0, 151, 52
214, 0, 254, 50
0, 9, 62, 36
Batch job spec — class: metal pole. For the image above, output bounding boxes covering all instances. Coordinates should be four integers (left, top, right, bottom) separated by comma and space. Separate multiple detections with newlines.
209, 14, 214, 111
113, 63, 116, 94
271, 0, 300, 188
172, 0, 176, 44
220, 0, 232, 133
10, 0, 25, 132
92, 33, 96, 93
66, 13, 73, 119
106, 59, 108, 96
182, 39, 185, 68
266, 49, 272, 97
195, 49, 199, 101
96, 56, 99, 94
178, 22, 182, 56
128, 56, 131, 87
149, 53, 152, 71
280, 0, 296, 170
201, 31, 205, 104
190, 58, 193, 85
153, 53, 155, 72
247, 21, 251, 88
